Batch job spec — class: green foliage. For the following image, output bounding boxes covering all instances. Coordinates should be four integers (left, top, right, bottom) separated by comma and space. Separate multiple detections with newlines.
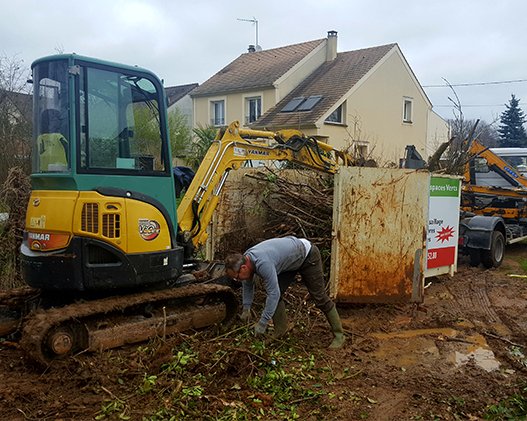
161, 349, 198, 374
498, 94, 527, 147
95, 398, 130, 420
186, 123, 217, 170
132, 106, 192, 168
484, 384, 527, 420
167, 108, 192, 159
517, 257, 527, 274
139, 374, 158, 394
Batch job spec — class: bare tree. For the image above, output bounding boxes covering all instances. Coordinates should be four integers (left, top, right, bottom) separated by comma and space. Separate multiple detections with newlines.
0, 54, 33, 184
428, 79, 499, 174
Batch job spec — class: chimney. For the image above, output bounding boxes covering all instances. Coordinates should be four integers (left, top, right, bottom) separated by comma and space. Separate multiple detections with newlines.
248, 45, 256, 53
326, 30, 337, 61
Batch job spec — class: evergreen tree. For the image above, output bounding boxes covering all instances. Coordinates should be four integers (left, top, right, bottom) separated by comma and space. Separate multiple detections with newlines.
498, 94, 527, 147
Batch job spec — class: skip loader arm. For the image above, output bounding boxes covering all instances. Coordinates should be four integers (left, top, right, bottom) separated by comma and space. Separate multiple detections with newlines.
465, 139, 527, 189
177, 120, 354, 249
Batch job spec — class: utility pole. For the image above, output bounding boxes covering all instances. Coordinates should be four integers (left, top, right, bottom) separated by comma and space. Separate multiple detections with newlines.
237, 17, 259, 48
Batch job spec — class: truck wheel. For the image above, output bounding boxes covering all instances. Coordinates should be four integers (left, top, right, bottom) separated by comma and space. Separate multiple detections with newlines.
481, 230, 505, 268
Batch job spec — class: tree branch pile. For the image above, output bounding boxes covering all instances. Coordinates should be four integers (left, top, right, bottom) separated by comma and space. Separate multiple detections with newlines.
0, 166, 31, 288
245, 167, 335, 269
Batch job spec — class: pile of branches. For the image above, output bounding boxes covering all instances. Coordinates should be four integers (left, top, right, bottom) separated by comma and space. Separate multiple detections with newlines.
246, 167, 334, 269
0, 166, 31, 288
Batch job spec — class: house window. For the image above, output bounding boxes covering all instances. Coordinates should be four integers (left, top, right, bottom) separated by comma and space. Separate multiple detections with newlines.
325, 104, 343, 123
210, 100, 225, 126
403, 98, 413, 123
245, 96, 261, 124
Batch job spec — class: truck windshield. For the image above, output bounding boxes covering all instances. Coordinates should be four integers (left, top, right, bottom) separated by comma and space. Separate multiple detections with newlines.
78, 66, 167, 174
33, 60, 70, 173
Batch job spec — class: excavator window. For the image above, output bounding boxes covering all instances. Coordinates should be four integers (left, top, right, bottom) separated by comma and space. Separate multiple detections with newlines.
77, 66, 168, 174
32, 60, 70, 173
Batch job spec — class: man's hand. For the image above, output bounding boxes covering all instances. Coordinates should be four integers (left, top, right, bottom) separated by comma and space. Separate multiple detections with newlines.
254, 321, 267, 336
240, 308, 251, 323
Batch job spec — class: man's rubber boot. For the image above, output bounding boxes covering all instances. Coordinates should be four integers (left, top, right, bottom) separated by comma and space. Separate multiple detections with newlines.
325, 306, 345, 349
272, 300, 289, 339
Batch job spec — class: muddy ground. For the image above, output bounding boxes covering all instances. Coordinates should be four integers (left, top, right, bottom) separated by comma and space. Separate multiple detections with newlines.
1, 247, 526, 420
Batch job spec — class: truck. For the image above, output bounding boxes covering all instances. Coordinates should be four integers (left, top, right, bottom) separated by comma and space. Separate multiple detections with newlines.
0, 54, 354, 364
458, 138, 527, 268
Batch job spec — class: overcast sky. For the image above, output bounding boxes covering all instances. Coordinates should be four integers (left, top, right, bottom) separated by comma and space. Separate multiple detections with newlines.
2, 0, 526, 124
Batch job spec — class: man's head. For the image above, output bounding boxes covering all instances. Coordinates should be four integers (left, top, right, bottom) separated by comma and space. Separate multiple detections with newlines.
225, 253, 253, 282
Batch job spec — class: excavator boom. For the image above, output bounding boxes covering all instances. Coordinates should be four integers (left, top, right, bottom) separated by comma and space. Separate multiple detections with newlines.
177, 121, 354, 248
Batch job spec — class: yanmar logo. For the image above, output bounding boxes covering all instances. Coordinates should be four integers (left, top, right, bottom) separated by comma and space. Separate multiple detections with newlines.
28, 232, 51, 241
249, 149, 270, 156
139, 219, 160, 241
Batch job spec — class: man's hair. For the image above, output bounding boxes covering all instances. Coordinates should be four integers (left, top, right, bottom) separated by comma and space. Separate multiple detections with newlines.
225, 253, 244, 272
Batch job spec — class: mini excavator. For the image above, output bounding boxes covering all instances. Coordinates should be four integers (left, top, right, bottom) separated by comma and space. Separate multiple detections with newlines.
0, 54, 353, 364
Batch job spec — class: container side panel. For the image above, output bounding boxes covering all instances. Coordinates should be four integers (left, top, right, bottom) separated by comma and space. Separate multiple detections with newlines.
331, 167, 428, 303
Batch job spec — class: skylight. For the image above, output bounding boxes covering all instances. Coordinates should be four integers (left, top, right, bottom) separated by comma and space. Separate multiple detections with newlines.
281, 97, 305, 112
280, 95, 323, 112
297, 95, 322, 111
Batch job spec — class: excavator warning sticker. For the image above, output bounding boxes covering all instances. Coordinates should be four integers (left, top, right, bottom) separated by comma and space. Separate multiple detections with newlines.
427, 177, 461, 269
233, 147, 247, 157
139, 219, 160, 241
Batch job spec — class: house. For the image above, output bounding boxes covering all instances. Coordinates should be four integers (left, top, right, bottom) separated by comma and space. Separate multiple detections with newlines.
165, 83, 198, 128
191, 31, 449, 163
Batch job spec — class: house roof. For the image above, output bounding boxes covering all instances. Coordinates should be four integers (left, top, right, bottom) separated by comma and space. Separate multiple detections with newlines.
253, 43, 397, 130
165, 83, 198, 107
0, 89, 32, 122
190, 39, 325, 97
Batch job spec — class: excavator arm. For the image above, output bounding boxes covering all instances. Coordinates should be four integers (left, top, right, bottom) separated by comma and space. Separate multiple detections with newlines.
465, 139, 527, 189
177, 121, 354, 249
462, 139, 527, 214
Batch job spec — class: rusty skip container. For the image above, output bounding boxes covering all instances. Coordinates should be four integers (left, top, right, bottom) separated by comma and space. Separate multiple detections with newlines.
330, 167, 430, 304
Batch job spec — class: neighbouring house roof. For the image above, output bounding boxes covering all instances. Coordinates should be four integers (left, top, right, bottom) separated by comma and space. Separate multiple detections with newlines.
165, 83, 199, 107
0, 89, 32, 122
190, 39, 325, 97
253, 43, 397, 130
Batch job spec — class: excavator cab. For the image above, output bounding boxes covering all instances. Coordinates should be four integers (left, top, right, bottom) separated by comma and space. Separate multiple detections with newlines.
22, 54, 183, 291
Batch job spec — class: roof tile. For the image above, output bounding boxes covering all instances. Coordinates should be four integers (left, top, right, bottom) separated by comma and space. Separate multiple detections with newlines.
191, 39, 325, 97
253, 43, 397, 129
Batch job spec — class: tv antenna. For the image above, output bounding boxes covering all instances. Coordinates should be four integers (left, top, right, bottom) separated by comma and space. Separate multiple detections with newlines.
237, 17, 260, 49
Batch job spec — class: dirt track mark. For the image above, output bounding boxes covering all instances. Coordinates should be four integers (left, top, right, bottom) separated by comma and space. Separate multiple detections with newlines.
445, 277, 501, 324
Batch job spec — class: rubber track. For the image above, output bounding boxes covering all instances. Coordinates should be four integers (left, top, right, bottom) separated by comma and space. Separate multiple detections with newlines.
20, 283, 237, 365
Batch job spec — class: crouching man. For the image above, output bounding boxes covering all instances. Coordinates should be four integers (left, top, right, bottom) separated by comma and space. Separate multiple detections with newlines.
225, 236, 344, 349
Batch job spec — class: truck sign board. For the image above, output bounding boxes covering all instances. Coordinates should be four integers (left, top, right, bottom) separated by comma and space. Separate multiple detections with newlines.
426, 176, 461, 275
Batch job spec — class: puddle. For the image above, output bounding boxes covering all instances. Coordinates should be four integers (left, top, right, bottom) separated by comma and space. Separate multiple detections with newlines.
371, 329, 501, 372
371, 328, 458, 340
